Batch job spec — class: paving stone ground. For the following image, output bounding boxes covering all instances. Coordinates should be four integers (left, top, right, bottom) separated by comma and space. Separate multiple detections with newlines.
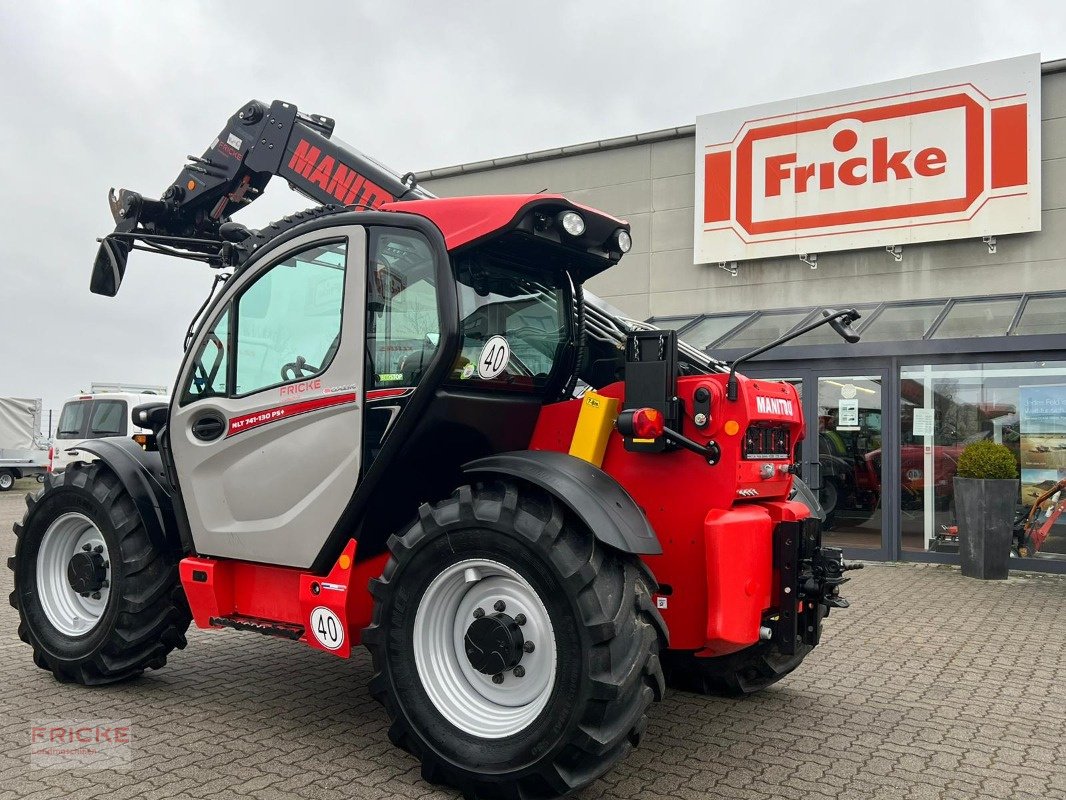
1, 477, 1064, 800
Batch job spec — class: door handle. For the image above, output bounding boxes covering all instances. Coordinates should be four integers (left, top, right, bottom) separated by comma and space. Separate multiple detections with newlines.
191, 415, 226, 442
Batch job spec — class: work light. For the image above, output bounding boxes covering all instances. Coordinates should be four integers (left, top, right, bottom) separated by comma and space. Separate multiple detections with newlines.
558, 211, 585, 236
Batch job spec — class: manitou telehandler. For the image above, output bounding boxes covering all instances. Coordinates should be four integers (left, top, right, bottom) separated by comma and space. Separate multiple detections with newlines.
10, 99, 859, 799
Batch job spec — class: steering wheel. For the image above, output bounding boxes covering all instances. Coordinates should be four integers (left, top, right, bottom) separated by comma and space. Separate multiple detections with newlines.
280, 356, 320, 381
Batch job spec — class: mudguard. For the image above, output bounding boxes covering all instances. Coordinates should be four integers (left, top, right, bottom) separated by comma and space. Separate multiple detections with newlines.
71, 437, 189, 562
463, 450, 662, 555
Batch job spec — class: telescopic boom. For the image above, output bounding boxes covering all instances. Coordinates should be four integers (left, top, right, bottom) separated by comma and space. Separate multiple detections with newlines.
92, 99, 434, 295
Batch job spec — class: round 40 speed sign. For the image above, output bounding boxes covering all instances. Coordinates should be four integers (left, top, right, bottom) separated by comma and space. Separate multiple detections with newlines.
477, 335, 511, 379
309, 606, 344, 650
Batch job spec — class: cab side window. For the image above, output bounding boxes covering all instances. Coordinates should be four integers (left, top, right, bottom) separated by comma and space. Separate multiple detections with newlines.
181, 240, 347, 403
366, 229, 440, 389
448, 260, 567, 392
184, 311, 229, 401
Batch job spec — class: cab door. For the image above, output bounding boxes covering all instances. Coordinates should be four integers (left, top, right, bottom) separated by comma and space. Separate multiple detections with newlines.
168, 226, 367, 568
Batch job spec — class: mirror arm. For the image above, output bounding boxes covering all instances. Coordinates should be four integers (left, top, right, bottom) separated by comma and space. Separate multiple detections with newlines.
726, 309, 860, 401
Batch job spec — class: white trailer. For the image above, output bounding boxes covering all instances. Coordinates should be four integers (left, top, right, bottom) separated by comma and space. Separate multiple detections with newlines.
0, 398, 48, 490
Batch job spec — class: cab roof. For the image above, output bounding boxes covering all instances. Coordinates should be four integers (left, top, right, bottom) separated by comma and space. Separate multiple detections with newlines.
379, 194, 629, 252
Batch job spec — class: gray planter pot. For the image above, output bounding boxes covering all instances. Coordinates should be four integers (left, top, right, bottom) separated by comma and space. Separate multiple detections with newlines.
953, 477, 1019, 580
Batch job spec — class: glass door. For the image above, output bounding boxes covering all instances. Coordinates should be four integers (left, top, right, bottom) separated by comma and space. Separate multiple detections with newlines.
811, 373, 886, 555
745, 367, 890, 558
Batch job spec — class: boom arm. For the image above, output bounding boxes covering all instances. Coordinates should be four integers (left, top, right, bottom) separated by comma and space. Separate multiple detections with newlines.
92, 99, 434, 296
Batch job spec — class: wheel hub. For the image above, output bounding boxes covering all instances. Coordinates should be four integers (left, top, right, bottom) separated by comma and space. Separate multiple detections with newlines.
67, 551, 107, 595
413, 558, 558, 738
464, 613, 524, 675
36, 512, 111, 636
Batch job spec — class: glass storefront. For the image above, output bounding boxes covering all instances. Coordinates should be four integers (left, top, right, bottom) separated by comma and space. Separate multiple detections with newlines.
899, 361, 1066, 563
674, 289, 1066, 573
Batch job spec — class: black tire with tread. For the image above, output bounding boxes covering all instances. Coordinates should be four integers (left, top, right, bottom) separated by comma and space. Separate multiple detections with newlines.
0, 469, 14, 491
663, 639, 812, 697
9, 463, 191, 685
363, 479, 667, 800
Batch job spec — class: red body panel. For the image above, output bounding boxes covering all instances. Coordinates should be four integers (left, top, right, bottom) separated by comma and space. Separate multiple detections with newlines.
380, 195, 627, 251
531, 373, 807, 654
702, 506, 773, 655
179, 542, 388, 658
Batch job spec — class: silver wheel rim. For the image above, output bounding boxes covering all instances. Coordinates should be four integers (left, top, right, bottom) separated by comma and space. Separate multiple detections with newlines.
0, 473, 13, 489
35, 512, 111, 636
413, 558, 557, 739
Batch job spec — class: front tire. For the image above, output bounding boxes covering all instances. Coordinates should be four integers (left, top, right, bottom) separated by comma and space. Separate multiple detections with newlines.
0, 469, 15, 491
364, 480, 666, 799
8, 463, 191, 684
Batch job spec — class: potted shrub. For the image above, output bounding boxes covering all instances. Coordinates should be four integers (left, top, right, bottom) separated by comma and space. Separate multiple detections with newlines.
953, 440, 1019, 579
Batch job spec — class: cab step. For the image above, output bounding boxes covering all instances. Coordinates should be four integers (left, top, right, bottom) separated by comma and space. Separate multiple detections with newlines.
208, 614, 304, 640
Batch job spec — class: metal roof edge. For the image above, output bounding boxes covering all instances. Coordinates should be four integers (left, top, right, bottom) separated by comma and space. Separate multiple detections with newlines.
420, 58, 1065, 183
419, 125, 694, 181
1042, 58, 1066, 75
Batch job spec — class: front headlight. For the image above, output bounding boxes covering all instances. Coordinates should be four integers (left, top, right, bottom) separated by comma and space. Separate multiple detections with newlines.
558, 211, 585, 237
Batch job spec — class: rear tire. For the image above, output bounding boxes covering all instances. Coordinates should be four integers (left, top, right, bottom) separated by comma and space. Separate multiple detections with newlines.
664, 640, 812, 697
364, 480, 666, 799
8, 463, 191, 684
0, 469, 14, 491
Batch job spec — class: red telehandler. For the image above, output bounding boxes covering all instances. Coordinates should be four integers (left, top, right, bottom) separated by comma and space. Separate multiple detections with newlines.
10, 99, 859, 799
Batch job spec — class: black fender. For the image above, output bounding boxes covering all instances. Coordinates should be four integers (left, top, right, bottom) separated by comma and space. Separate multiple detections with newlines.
72, 437, 189, 562
463, 450, 662, 556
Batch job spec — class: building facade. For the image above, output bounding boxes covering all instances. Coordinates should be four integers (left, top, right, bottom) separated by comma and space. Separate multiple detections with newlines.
423, 60, 1066, 571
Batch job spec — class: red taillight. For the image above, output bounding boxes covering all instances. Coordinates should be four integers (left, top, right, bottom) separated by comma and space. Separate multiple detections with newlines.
616, 407, 666, 441
47, 446, 54, 473
632, 408, 664, 439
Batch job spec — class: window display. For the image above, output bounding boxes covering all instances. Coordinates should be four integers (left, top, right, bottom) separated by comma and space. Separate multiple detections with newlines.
899, 361, 1066, 561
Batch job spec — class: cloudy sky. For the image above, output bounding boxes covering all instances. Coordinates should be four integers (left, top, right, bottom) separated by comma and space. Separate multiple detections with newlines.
1, 1, 1064, 428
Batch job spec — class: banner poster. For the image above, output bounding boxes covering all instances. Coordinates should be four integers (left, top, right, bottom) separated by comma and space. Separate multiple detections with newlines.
1019, 385, 1066, 505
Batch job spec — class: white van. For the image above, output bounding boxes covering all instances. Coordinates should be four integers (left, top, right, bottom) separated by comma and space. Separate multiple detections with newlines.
51, 386, 169, 473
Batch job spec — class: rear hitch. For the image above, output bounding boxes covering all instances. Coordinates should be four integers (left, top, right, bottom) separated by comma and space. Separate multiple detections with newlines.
802, 546, 863, 610
771, 519, 858, 654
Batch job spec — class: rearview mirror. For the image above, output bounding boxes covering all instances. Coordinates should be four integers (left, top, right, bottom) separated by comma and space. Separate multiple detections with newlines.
90, 235, 130, 297
823, 308, 861, 344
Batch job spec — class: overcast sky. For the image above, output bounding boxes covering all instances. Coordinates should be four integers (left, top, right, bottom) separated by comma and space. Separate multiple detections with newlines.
1, 1, 1064, 429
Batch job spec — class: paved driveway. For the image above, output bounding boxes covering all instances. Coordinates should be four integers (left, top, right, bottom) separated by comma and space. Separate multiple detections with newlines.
2, 479, 1064, 799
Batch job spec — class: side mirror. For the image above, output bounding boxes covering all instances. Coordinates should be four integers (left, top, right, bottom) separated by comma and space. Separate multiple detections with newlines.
823, 308, 861, 344
90, 235, 130, 297
132, 402, 169, 435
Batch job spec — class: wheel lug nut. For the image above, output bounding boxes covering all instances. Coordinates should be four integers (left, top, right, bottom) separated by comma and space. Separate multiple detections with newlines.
93, 545, 104, 554
101, 580, 110, 589
514, 613, 526, 625
513, 666, 525, 678
523, 641, 535, 653
494, 600, 506, 612
472, 607, 485, 619
492, 673, 504, 684
82, 544, 92, 551
80, 592, 90, 598
91, 591, 101, 600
